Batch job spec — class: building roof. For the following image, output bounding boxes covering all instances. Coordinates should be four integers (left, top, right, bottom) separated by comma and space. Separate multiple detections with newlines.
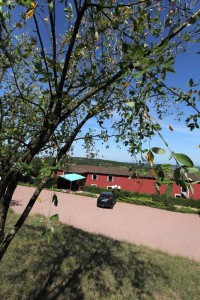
63, 165, 137, 177
59, 173, 86, 182
61, 165, 200, 182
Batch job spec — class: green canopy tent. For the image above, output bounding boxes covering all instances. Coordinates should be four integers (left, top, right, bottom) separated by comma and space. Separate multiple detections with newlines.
58, 173, 86, 191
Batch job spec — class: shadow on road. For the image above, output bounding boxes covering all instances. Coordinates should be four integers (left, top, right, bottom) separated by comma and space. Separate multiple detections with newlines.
10, 200, 23, 206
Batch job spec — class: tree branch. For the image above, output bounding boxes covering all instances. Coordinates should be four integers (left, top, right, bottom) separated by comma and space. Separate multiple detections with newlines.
89, 0, 148, 9
158, 9, 200, 49
33, 14, 53, 98
58, 0, 89, 94
48, 0, 58, 90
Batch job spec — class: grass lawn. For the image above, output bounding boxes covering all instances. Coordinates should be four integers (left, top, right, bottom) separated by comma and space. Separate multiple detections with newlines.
0, 211, 200, 300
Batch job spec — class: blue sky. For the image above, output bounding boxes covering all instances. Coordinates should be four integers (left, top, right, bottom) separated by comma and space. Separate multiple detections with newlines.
73, 43, 200, 165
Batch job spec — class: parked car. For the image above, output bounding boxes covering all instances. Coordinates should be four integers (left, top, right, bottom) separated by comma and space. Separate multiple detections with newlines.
97, 192, 116, 208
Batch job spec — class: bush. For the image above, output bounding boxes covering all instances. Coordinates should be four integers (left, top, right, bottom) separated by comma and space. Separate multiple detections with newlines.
118, 196, 154, 206
171, 197, 200, 208
73, 192, 97, 198
84, 186, 200, 210
175, 206, 200, 214
83, 185, 106, 194
34, 176, 58, 189
114, 189, 134, 198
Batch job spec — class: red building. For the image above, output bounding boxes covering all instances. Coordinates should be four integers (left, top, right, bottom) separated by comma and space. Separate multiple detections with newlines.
57, 165, 200, 200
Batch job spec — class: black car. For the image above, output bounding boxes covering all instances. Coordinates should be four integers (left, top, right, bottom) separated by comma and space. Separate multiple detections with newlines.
97, 192, 116, 208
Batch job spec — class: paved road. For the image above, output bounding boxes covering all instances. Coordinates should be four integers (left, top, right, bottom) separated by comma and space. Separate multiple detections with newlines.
11, 186, 200, 262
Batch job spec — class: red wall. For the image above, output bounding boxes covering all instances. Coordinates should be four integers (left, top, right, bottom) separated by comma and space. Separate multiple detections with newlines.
56, 170, 200, 199
86, 173, 200, 200
57, 170, 64, 176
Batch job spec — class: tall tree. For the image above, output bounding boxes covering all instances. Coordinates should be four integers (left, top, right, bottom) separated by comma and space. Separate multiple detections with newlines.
0, 0, 199, 259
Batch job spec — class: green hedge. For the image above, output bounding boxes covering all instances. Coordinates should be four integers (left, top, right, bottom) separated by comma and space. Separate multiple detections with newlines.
83, 185, 107, 194
83, 185, 200, 209
117, 196, 200, 214
167, 197, 200, 208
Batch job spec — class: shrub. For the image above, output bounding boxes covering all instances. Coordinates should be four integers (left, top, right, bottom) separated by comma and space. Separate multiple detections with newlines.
174, 206, 200, 214
114, 189, 133, 198
83, 185, 106, 194
36, 177, 58, 189
73, 192, 97, 198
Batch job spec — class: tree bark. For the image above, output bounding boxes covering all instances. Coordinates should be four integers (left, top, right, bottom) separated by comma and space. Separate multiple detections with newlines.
0, 177, 48, 261
0, 174, 19, 243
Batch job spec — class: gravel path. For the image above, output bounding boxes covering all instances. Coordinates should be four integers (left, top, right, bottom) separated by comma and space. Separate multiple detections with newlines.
11, 186, 200, 262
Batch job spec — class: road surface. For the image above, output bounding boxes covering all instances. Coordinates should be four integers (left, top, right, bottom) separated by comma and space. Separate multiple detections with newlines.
11, 185, 200, 262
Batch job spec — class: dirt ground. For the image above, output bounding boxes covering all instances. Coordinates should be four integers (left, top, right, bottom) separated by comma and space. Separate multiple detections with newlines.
11, 185, 200, 262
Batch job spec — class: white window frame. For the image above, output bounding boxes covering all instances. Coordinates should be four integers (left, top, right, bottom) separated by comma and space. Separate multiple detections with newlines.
92, 174, 98, 180
107, 186, 113, 190
175, 188, 189, 198
181, 187, 189, 197
107, 175, 113, 182
91, 184, 97, 187
175, 194, 181, 198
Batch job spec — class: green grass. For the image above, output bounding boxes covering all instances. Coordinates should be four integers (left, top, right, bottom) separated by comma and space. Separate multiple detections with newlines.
1, 211, 200, 300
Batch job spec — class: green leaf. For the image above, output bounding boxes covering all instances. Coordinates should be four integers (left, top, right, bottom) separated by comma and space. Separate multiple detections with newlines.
155, 39, 169, 54
0, 2, 6, 6
134, 70, 144, 78
191, 181, 200, 185
52, 193, 58, 206
189, 78, 194, 87
126, 102, 135, 109
39, 77, 48, 83
154, 182, 160, 194
146, 150, 154, 166
45, 228, 54, 244
17, 0, 32, 5
49, 214, 59, 222
153, 124, 162, 131
34, 217, 43, 225
165, 183, 173, 199
157, 169, 164, 179
184, 167, 200, 174
134, 46, 143, 58
162, 57, 174, 68
151, 147, 166, 154
174, 167, 184, 180
159, 164, 172, 171
167, 67, 175, 73
157, 178, 172, 185
176, 179, 188, 190
188, 183, 194, 195
48, 1, 54, 11
46, 57, 56, 65
174, 153, 194, 167
0, 11, 9, 34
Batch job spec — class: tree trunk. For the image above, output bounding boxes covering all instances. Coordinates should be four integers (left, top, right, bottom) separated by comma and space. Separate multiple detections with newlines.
0, 177, 48, 261
0, 175, 19, 243
0, 135, 74, 260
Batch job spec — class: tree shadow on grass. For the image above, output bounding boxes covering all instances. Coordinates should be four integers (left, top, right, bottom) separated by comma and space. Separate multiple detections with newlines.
1, 222, 169, 300
32, 227, 168, 299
